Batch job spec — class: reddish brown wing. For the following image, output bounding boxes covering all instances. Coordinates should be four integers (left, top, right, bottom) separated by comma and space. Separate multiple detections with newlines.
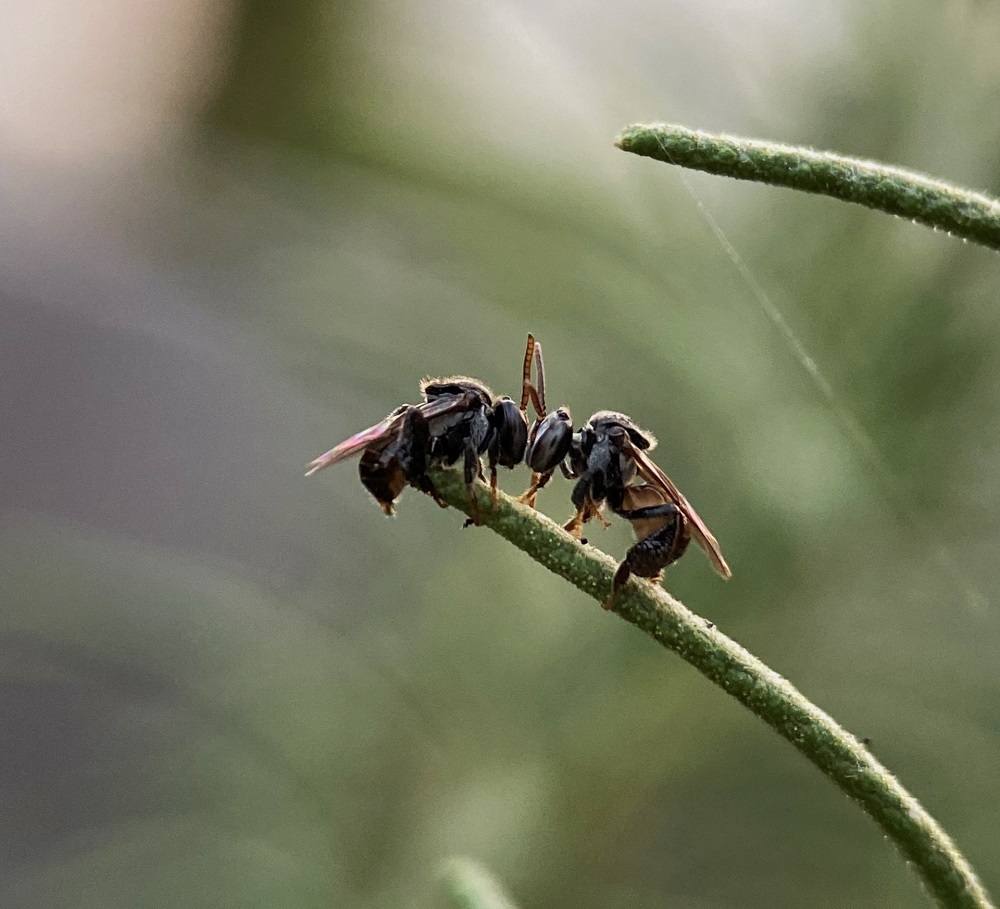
625, 439, 732, 579
305, 412, 403, 476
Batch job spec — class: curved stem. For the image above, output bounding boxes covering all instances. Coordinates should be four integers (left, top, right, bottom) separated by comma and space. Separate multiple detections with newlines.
615, 123, 1000, 252
427, 468, 993, 909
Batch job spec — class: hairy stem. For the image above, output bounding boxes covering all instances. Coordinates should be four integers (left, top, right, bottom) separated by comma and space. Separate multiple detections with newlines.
427, 469, 993, 909
615, 123, 1000, 251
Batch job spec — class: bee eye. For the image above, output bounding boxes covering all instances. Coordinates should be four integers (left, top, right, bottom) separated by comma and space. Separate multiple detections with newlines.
492, 399, 528, 467
525, 411, 573, 472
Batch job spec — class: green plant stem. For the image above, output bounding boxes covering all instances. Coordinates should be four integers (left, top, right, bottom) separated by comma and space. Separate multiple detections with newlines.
440, 858, 520, 909
427, 468, 993, 909
615, 123, 1000, 251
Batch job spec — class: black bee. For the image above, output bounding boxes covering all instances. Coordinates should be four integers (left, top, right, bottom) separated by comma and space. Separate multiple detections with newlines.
306, 367, 528, 522
516, 344, 731, 601
568, 411, 731, 595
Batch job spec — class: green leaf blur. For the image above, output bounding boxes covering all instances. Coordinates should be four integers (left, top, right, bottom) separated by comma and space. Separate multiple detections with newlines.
2, 0, 999, 907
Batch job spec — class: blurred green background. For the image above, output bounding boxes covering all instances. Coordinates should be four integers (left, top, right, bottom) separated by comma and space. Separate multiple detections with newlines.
2, 0, 999, 906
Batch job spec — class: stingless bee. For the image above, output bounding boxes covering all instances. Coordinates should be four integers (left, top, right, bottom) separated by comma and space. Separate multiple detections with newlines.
305, 362, 530, 522
516, 341, 731, 602
571, 412, 732, 599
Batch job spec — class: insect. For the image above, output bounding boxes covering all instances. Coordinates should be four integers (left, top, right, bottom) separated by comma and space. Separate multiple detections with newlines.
305, 362, 530, 522
571, 412, 731, 602
517, 343, 731, 602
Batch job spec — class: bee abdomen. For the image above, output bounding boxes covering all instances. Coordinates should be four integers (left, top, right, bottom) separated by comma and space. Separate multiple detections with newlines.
626, 518, 690, 578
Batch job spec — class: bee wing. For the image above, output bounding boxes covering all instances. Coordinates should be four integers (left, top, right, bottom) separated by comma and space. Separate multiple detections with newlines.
305, 393, 478, 477
304, 413, 403, 476
625, 440, 732, 579
418, 391, 479, 419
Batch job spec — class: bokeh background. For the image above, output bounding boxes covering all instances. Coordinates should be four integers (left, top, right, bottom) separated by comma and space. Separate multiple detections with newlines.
2, 0, 999, 906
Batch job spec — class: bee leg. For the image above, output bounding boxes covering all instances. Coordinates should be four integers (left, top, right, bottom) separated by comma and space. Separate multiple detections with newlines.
464, 444, 483, 525
414, 474, 449, 509
479, 450, 499, 507
608, 561, 632, 600
563, 505, 587, 539
467, 489, 482, 525
515, 470, 552, 508
564, 474, 595, 538
515, 473, 539, 506
604, 505, 687, 609
585, 495, 611, 528
566, 495, 607, 533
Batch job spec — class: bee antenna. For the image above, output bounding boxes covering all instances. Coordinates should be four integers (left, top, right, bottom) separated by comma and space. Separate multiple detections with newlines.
520, 334, 535, 412
533, 340, 547, 414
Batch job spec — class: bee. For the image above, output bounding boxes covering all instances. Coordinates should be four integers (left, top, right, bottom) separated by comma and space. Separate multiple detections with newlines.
568, 411, 731, 600
516, 344, 731, 602
305, 360, 530, 522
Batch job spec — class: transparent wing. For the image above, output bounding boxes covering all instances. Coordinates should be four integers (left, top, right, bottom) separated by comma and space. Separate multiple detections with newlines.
418, 391, 478, 419
625, 439, 732, 579
304, 412, 403, 476
305, 393, 478, 477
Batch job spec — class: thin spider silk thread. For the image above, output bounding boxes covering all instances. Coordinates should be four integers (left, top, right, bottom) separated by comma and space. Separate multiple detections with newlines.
654, 135, 986, 612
